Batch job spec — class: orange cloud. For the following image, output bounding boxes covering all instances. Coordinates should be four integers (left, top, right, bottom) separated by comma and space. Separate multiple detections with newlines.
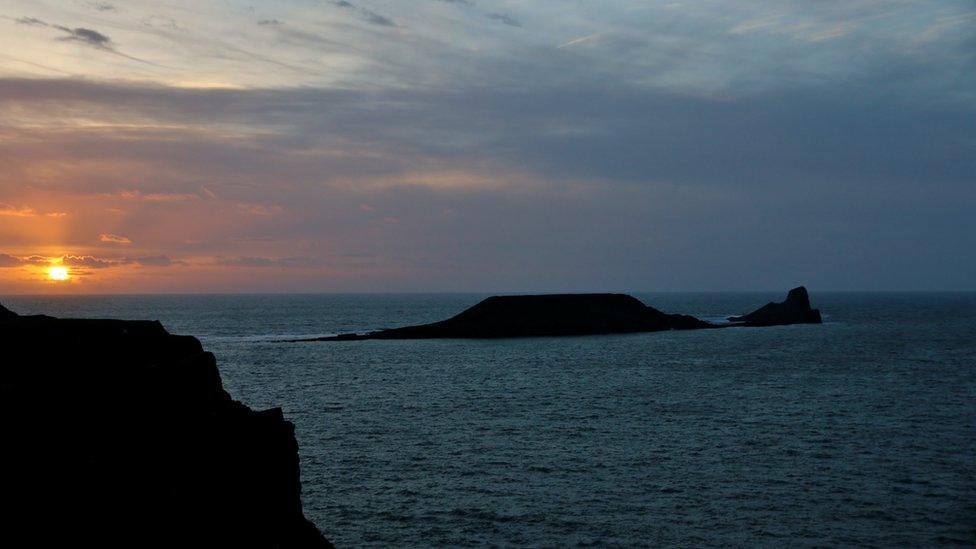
99, 233, 133, 244
0, 203, 37, 217
60, 254, 181, 268
215, 256, 311, 268
0, 253, 50, 267
237, 203, 283, 216
62, 254, 116, 269
119, 190, 199, 202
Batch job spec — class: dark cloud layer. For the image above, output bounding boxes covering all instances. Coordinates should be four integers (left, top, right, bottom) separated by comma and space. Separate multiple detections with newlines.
15, 17, 47, 26
54, 25, 113, 47
10, 16, 157, 64
0, 254, 22, 267
59, 254, 178, 268
133, 255, 174, 266
2, 0, 975, 292
13, 16, 115, 50
0, 253, 48, 267
62, 254, 115, 268
1, 1, 973, 291
216, 256, 311, 268
486, 13, 520, 27
6, 75, 966, 191
332, 1, 395, 26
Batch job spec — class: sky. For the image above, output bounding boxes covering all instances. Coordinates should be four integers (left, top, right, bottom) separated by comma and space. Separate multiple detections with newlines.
0, 0, 973, 293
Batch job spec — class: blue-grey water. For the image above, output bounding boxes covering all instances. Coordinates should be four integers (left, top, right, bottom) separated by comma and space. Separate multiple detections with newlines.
4, 292, 975, 547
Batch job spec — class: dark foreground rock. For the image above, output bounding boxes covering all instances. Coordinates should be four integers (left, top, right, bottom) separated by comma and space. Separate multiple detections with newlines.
0, 305, 332, 548
297, 287, 821, 342
728, 286, 823, 326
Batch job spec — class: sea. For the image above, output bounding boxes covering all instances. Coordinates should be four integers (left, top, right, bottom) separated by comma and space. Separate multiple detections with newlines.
4, 292, 975, 547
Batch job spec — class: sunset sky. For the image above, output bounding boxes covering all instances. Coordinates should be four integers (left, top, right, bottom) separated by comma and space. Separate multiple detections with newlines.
1, 0, 973, 293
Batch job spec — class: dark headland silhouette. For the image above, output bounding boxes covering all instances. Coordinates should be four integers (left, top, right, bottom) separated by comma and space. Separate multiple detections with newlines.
296, 286, 822, 341
0, 303, 332, 548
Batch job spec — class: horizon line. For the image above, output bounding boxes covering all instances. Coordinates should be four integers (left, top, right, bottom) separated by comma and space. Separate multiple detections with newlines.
3, 289, 975, 298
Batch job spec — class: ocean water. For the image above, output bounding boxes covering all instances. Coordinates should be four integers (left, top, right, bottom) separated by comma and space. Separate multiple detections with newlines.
4, 292, 975, 547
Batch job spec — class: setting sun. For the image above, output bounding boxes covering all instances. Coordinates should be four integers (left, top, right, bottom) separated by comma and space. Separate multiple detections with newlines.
48, 266, 69, 281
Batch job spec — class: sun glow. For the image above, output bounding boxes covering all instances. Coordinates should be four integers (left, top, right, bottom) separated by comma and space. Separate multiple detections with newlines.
48, 266, 69, 281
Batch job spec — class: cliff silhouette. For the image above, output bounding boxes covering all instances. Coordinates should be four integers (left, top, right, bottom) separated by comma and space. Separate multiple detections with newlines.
0, 303, 332, 548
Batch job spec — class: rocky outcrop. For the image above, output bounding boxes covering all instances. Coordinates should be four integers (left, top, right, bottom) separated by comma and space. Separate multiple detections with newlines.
0, 305, 332, 548
300, 293, 715, 341
728, 286, 823, 326
299, 287, 823, 341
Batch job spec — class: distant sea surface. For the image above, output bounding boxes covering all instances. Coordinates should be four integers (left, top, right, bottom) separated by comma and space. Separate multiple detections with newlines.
5, 292, 975, 546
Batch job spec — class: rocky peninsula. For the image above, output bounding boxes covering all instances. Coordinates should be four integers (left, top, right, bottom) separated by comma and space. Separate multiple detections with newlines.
0, 303, 332, 548
298, 286, 822, 341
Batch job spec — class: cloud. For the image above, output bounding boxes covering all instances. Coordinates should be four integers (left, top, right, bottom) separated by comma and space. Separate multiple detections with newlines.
0, 203, 68, 217
1, 248, 182, 273
12, 18, 154, 65
15, 17, 48, 27
53, 26, 113, 48
61, 254, 116, 269
558, 34, 600, 49
0, 254, 49, 267
130, 255, 175, 266
99, 233, 133, 244
0, 253, 50, 267
140, 15, 186, 32
0, 254, 31, 267
362, 10, 395, 26
118, 190, 199, 202
486, 13, 521, 28
216, 256, 275, 267
0, 76, 972, 203
59, 254, 180, 268
216, 256, 311, 268
332, 1, 395, 26
0, 0, 974, 292
237, 203, 283, 216
0, 203, 36, 217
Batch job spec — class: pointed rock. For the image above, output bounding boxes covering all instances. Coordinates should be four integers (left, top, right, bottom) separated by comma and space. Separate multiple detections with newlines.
728, 286, 823, 326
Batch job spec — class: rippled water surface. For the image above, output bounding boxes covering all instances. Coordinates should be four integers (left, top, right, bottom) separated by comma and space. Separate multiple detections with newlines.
5, 292, 975, 546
